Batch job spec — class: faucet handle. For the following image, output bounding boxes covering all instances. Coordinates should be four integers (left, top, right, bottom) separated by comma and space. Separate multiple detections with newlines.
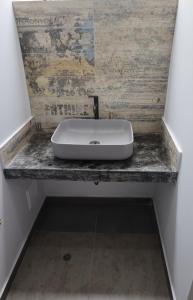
88, 95, 98, 101
88, 95, 99, 119
93, 104, 97, 116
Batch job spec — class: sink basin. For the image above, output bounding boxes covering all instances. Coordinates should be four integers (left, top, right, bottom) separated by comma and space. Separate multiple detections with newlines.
51, 119, 134, 160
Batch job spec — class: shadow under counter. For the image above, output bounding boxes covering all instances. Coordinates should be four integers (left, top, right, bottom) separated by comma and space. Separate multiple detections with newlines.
34, 197, 158, 234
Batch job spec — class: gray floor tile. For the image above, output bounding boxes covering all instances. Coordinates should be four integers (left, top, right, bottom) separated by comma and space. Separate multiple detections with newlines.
7, 232, 93, 300
35, 203, 98, 233
88, 233, 170, 300
6, 198, 170, 300
96, 205, 157, 233
7, 232, 170, 300
35, 198, 157, 234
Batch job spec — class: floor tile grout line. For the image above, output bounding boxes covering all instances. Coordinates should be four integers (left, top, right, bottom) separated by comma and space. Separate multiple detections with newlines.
87, 215, 98, 300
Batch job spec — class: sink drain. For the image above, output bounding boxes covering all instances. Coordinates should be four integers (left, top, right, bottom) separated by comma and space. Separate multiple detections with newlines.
89, 140, 100, 145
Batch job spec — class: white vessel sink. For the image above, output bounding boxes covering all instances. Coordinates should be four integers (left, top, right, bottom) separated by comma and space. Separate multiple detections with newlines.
51, 119, 134, 160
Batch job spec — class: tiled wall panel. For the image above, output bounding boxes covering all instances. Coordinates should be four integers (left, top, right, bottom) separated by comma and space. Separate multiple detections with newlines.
13, 0, 178, 133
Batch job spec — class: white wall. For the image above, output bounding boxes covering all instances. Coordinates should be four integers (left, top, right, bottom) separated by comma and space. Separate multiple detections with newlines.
154, 0, 193, 299
0, 0, 31, 145
0, 177, 44, 298
43, 180, 155, 198
0, 0, 44, 297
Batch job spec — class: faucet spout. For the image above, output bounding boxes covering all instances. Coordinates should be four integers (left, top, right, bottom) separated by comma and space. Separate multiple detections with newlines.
88, 95, 99, 119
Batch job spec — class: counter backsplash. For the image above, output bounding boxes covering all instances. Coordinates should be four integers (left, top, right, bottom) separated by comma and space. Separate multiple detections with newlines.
13, 0, 178, 133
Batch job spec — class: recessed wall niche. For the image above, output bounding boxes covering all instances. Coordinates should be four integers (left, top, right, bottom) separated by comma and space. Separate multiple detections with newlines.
13, 0, 178, 133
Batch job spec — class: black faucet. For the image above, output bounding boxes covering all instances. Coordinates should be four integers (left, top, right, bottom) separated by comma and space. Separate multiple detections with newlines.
88, 95, 99, 119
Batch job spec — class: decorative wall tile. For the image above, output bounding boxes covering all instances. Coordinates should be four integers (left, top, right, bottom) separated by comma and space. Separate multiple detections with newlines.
161, 119, 182, 171
13, 0, 178, 133
13, 0, 95, 107
0, 117, 35, 166
30, 96, 94, 130
94, 0, 178, 131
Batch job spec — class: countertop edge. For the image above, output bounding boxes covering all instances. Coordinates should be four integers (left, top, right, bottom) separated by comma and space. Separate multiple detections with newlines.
4, 168, 178, 184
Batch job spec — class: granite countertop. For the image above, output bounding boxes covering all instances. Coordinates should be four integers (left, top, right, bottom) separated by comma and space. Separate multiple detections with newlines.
3, 133, 178, 183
